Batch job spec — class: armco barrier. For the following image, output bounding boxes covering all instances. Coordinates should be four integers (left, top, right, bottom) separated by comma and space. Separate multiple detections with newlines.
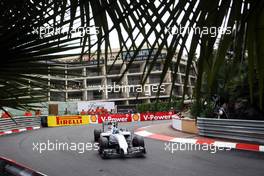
197, 118, 264, 144
0, 116, 42, 136
0, 156, 45, 176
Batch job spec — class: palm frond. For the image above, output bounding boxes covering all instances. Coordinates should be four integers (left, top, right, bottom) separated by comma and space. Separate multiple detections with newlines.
1, 0, 264, 112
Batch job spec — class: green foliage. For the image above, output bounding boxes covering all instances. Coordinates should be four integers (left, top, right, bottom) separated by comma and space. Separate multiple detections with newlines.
0, 1, 84, 110
136, 98, 182, 113
170, 96, 183, 110
200, 102, 215, 118
190, 102, 200, 118
190, 101, 214, 118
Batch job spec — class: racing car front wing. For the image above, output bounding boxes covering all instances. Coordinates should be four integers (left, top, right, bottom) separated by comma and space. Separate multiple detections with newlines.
101, 146, 146, 158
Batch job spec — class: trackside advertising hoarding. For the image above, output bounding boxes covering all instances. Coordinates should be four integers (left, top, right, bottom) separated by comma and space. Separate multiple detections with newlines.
48, 115, 90, 127
47, 112, 177, 127
98, 114, 131, 123
97, 112, 176, 123
77, 101, 115, 112
140, 112, 174, 121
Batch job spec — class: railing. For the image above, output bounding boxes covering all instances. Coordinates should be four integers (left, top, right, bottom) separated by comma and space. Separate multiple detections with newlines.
129, 92, 142, 97
0, 156, 45, 176
0, 116, 42, 132
197, 118, 264, 144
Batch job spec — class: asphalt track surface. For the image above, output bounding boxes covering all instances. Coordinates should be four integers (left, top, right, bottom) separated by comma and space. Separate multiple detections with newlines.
0, 120, 264, 176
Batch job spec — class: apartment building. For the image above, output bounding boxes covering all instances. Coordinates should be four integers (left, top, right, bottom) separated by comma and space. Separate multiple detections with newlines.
48, 48, 197, 105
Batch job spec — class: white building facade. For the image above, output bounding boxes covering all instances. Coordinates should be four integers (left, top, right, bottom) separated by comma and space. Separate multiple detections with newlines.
47, 49, 197, 106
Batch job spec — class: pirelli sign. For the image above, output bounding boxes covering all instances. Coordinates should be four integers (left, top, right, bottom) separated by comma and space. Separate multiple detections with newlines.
47, 115, 90, 127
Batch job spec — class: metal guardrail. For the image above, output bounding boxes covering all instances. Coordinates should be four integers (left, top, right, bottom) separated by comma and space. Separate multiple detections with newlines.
0, 157, 45, 176
197, 118, 264, 144
0, 116, 42, 132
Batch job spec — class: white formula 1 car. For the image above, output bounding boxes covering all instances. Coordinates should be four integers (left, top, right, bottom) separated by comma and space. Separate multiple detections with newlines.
94, 121, 146, 158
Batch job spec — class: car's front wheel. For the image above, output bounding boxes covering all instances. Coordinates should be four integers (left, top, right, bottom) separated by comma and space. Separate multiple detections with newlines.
132, 135, 145, 148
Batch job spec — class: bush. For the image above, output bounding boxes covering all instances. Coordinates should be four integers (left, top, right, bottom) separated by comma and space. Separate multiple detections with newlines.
190, 102, 200, 117
190, 101, 215, 118
200, 101, 215, 118
136, 99, 182, 113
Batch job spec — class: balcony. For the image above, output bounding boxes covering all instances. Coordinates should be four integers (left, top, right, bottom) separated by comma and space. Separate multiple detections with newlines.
50, 84, 65, 90
129, 92, 144, 97
190, 78, 196, 86
108, 93, 124, 99
67, 70, 83, 78
87, 72, 102, 77
128, 68, 141, 73
128, 80, 141, 85
92, 95, 103, 100
179, 65, 186, 73
149, 78, 161, 84
68, 92, 82, 101
87, 79, 102, 87
107, 70, 120, 75
151, 91, 168, 96
107, 66, 122, 75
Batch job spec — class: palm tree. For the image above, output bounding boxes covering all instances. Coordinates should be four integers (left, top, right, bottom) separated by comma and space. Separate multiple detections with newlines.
1, 0, 263, 114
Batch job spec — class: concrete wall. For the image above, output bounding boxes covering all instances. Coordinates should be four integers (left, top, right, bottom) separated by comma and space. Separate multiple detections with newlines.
172, 117, 198, 134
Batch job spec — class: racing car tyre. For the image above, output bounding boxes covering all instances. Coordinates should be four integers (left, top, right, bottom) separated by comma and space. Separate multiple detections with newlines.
40, 116, 48, 127
0, 160, 6, 172
120, 149, 125, 158
99, 137, 108, 153
94, 129, 102, 142
99, 137, 109, 159
132, 135, 145, 147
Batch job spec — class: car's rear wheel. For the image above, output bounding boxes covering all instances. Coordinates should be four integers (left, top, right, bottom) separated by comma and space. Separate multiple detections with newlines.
120, 148, 125, 158
94, 129, 101, 142
99, 137, 109, 158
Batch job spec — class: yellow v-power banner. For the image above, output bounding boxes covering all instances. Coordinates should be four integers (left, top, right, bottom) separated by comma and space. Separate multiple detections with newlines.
47, 115, 90, 127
